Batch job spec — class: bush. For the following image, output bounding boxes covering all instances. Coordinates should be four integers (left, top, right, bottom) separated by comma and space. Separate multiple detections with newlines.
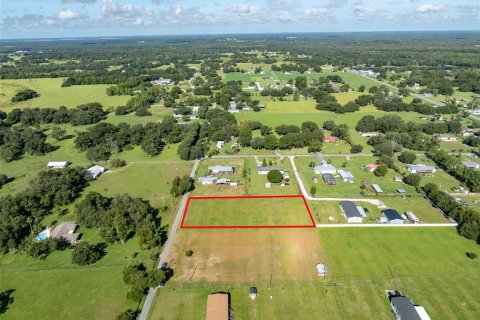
466, 252, 477, 259
267, 170, 283, 183
110, 158, 126, 168
398, 151, 417, 164
86, 145, 111, 161
116, 309, 138, 320
350, 144, 363, 153
72, 242, 106, 265
115, 106, 129, 115
373, 164, 388, 177
185, 249, 194, 257
310, 186, 317, 196
11, 89, 39, 102
404, 173, 421, 187
135, 107, 151, 117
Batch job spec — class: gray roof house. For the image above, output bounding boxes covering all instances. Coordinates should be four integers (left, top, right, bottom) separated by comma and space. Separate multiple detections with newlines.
389, 293, 427, 320
322, 173, 336, 185
50, 222, 80, 243
407, 164, 436, 175
338, 170, 354, 183
87, 165, 106, 179
462, 160, 479, 169
257, 166, 285, 175
208, 165, 234, 175
383, 209, 404, 224
339, 201, 363, 223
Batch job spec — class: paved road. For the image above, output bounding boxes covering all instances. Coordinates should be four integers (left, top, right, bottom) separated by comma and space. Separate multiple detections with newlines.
347, 69, 445, 107
315, 223, 457, 228
138, 159, 200, 320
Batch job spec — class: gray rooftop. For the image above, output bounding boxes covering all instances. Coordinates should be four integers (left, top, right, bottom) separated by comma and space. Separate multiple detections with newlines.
383, 209, 403, 221
339, 201, 363, 218
390, 296, 422, 320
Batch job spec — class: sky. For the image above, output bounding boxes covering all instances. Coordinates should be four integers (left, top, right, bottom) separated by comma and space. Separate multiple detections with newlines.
1, 0, 479, 39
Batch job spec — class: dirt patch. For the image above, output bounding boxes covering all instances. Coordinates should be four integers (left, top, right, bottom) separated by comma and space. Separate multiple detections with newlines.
168, 229, 324, 283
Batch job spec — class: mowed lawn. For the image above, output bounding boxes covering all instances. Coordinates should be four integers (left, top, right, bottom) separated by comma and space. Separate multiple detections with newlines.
150, 228, 480, 320
0, 78, 131, 111
182, 197, 313, 227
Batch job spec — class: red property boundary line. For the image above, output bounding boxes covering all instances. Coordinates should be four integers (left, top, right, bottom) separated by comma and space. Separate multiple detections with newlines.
180, 194, 316, 229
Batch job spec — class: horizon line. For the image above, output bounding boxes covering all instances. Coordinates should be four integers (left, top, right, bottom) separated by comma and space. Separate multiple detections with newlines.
1, 29, 479, 42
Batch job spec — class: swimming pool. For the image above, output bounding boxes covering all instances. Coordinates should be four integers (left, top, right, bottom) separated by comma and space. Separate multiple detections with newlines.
36, 230, 49, 241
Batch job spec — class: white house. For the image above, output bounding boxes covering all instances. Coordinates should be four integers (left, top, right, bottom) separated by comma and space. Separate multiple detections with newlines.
198, 176, 217, 185
47, 161, 69, 169
314, 164, 336, 175
87, 165, 106, 179
257, 166, 284, 175
209, 165, 234, 175
407, 164, 436, 175
338, 170, 354, 183
216, 141, 225, 149
462, 160, 479, 169
150, 78, 172, 85
438, 134, 457, 142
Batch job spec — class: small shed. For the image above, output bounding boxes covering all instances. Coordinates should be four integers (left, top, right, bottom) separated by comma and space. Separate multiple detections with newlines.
265, 182, 272, 188
47, 161, 69, 169
87, 165, 106, 179
396, 189, 406, 194
216, 141, 225, 149
372, 184, 383, 193
394, 176, 403, 182
316, 263, 327, 277
249, 287, 257, 300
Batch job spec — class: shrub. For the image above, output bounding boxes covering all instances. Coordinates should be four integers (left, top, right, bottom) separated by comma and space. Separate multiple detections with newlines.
185, 249, 194, 257
398, 151, 417, 164
404, 173, 421, 187
72, 242, 106, 265
466, 252, 477, 259
350, 144, 363, 153
110, 158, 126, 168
267, 170, 283, 183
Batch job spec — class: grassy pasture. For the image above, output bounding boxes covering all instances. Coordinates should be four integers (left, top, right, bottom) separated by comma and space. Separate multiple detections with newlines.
0, 231, 150, 320
182, 196, 313, 227
151, 227, 480, 320
0, 78, 130, 111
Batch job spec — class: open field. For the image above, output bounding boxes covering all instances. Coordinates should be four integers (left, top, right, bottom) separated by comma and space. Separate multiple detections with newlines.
0, 78, 131, 111
181, 196, 314, 228
0, 229, 150, 320
151, 227, 480, 320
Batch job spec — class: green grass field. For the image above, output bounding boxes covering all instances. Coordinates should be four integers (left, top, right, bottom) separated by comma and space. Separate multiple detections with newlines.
149, 227, 480, 320
0, 78, 130, 111
183, 196, 312, 227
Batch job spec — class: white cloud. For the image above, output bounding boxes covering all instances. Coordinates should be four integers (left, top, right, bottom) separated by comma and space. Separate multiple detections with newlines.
415, 3, 446, 13
304, 6, 332, 17
354, 4, 377, 17
228, 4, 259, 16
100, 0, 155, 26
58, 9, 80, 20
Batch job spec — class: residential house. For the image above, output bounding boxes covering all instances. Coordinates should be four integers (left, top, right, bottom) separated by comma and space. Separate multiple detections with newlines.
382, 209, 404, 224
216, 141, 225, 149
388, 292, 430, 320
257, 166, 284, 175
314, 163, 337, 175
407, 164, 436, 175
438, 134, 456, 142
198, 176, 218, 185
209, 166, 235, 175
206, 293, 230, 320
87, 165, 106, 179
50, 222, 80, 243
339, 201, 364, 223
365, 164, 379, 172
322, 173, 336, 185
360, 132, 380, 138
462, 160, 479, 169
338, 170, 354, 183
150, 78, 172, 85
47, 161, 69, 169
323, 136, 340, 143
216, 178, 231, 185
